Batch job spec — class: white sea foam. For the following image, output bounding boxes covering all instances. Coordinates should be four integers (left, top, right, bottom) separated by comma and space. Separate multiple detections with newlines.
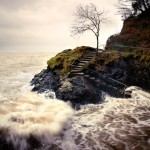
0, 52, 150, 150
0, 93, 74, 150
0, 52, 74, 150
64, 87, 150, 150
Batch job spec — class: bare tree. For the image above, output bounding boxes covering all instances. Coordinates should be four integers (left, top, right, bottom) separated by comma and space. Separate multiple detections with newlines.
71, 3, 107, 55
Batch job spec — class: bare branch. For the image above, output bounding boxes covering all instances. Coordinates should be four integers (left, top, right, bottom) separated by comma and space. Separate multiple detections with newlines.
71, 3, 107, 54
116, 0, 150, 19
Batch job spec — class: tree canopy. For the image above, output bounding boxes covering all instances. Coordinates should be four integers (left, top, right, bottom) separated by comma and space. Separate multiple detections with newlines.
117, 0, 150, 19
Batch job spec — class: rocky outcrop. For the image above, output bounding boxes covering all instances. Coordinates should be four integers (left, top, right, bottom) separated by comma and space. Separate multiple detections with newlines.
105, 9, 150, 50
30, 43, 150, 106
30, 69, 101, 107
30, 69, 59, 93
56, 77, 101, 106
102, 58, 128, 82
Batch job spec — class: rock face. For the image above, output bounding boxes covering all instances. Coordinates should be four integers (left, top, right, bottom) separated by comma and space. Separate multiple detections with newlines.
103, 58, 128, 82
56, 77, 101, 105
105, 9, 150, 50
30, 69, 101, 106
30, 69, 59, 93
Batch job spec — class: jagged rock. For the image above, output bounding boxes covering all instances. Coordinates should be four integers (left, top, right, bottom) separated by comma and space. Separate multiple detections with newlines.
31, 70, 102, 106
55, 77, 101, 106
30, 69, 59, 93
104, 58, 128, 82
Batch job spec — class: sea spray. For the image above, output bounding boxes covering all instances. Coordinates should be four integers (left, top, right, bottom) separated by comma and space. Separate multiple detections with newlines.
0, 92, 74, 150
1, 53, 150, 150
37, 87, 150, 150
64, 86, 150, 150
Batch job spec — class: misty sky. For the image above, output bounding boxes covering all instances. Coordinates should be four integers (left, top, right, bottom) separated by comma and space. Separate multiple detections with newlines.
0, 0, 123, 52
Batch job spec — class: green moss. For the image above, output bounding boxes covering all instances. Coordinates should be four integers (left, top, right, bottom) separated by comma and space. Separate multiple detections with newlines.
83, 51, 122, 72
47, 46, 95, 74
47, 45, 150, 80
122, 49, 150, 62
140, 55, 150, 62
84, 49, 150, 73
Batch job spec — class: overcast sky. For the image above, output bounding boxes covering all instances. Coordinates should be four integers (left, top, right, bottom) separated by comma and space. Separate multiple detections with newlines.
0, 0, 123, 52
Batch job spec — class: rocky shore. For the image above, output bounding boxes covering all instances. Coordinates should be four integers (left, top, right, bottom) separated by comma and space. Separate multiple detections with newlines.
30, 45, 150, 106
30, 68, 101, 107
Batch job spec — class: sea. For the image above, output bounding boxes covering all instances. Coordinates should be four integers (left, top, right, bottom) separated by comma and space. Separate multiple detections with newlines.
0, 52, 150, 150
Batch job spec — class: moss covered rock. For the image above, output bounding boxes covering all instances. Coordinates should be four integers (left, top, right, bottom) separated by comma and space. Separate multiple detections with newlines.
84, 50, 150, 91
47, 46, 95, 74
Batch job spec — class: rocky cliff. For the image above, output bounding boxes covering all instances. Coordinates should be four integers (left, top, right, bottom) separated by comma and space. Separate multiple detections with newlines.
85, 49, 150, 91
30, 43, 150, 106
31, 10, 150, 105
105, 9, 150, 51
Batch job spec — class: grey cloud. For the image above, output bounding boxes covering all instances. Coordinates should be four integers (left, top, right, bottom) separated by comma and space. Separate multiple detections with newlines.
0, 0, 40, 10
0, 0, 122, 51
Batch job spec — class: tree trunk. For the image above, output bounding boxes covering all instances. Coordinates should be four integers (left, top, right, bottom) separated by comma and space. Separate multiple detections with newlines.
96, 36, 99, 56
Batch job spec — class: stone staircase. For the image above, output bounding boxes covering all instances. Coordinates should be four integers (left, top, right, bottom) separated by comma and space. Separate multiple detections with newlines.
85, 68, 126, 95
69, 51, 96, 77
69, 50, 127, 97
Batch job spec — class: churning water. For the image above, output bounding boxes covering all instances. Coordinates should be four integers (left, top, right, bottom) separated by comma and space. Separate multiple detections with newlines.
0, 52, 150, 150
0, 52, 74, 150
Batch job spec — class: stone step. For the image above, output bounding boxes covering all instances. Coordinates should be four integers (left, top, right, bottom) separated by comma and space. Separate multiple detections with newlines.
85, 56, 94, 58
96, 82, 100, 86
88, 54, 95, 56
70, 72, 84, 76
74, 66, 83, 69
113, 87, 118, 91
82, 57, 93, 60
84, 55, 93, 58
71, 70, 82, 73
78, 63, 86, 65
80, 60, 89, 63
85, 55, 93, 58
101, 82, 106, 85
72, 64, 83, 67
95, 79, 100, 83
72, 68, 83, 70
87, 53, 95, 55
73, 68, 83, 70
89, 77, 95, 80
84, 74, 90, 78
89, 52, 96, 54
81, 60, 91, 62
84, 57, 93, 60
70, 70, 82, 73
108, 84, 113, 88
70, 52, 96, 78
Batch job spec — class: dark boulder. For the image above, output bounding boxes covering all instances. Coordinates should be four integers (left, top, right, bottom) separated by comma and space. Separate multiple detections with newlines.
104, 58, 128, 82
31, 70, 102, 107
30, 69, 59, 93
55, 77, 101, 106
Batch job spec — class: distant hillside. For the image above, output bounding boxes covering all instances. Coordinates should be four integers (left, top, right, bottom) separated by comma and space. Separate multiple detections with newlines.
105, 9, 150, 50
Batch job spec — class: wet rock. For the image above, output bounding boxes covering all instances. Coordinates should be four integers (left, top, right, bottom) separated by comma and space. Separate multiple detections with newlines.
62, 49, 71, 53
105, 58, 128, 82
0, 133, 41, 150
30, 69, 59, 93
55, 77, 101, 105
31, 70, 102, 106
